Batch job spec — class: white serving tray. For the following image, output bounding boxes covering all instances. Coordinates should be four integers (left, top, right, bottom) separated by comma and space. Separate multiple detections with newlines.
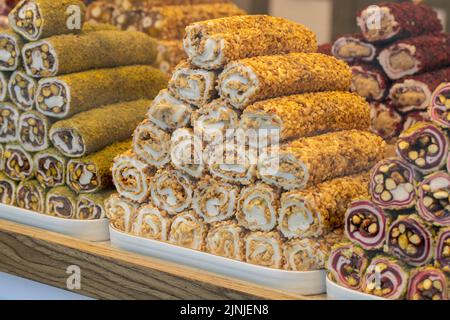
110, 226, 326, 295
0, 203, 110, 242
326, 275, 386, 300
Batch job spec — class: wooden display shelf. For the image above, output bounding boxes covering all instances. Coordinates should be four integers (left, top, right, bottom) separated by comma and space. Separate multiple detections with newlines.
0, 219, 325, 300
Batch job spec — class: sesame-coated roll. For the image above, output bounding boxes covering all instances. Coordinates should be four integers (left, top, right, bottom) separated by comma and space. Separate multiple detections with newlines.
50, 99, 149, 158
435, 227, 450, 273
218, 53, 351, 109
387, 214, 434, 267
245, 231, 283, 269
76, 190, 113, 220
429, 83, 450, 128
358, 2, 442, 42
105, 193, 137, 232
131, 204, 172, 241
370, 158, 416, 210
156, 40, 185, 74
9, 0, 86, 41
407, 267, 448, 300
0, 30, 22, 71
8, 70, 37, 111
35, 66, 166, 119
18, 111, 51, 152
0, 172, 16, 205
45, 186, 77, 219
241, 92, 370, 142
283, 229, 344, 271
345, 200, 389, 251
396, 122, 448, 174
206, 221, 246, 261
279, 173, 369, 239
350, 65, 389, 102
258, 130, 385, 191
67, 140, 131, 194
361, 256, 409, 300
170, 128, 205, 179
112, 150, 152, 203
34, 148, 66, 188
4, 143, 34, 181
16, 179, 45, 213
327, 243, 369, 291
133, 119, 171, 168
169, 211, 207, 251
22, 30, 158, 78
169, 62, 217, 107
184, 15, 317, 70
369, 101, 403, 142
378, 34, 450, 80
0, 72, 9, 102
417, 172, 450, 227
86, 0, 118, 25
332, 34, 378, 63
0, 102, 19, 143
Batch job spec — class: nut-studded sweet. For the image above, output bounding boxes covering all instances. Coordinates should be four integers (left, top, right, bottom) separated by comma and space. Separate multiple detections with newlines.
133, 119, 171, 168
76, 190, 114, 220
169, 211, 208, 251
245, 231, 283, 269
0, 72, 10, 102
206, 221, 246, 261
331, 34, 378, 63
18, 111, 52, 152
0, 29, 23, 71
34, 148, 66, 188
0, 102, 19, 143
435, 227, 450, 273
8, 70, 37, 111
4, 143, 34, 181
45, 186, 77, 219
350, 65, 389, 102
417, 172, 450, 227
105, 193, 138, 233
369, 101, 403, 142
429, 82, 450, 129
16, 179, 45, 213
407, 267, 448, 300
0, 172, 16, 205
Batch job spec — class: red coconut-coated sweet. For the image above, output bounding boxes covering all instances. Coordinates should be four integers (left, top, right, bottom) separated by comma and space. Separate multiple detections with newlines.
435, 227, 450, 273
332, 34, 378, 63
369, 101, 403, 142
417, 172, 450, 227
351, 65, 389, 101
317, 43, 332, 56
429, 82, 450, 128
407, 267, 448, 300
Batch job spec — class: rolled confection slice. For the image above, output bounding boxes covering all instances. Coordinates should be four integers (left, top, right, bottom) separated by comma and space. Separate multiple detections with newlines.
86, 0, 118, 25
407, 267, 448, 300
0, 30, 23, 71
112, 150, 152, 203
435, 227, 450, 273
350, 65, 389, 102
112, 9, 142, 32
9, 0, 86, 41
168, 211, 208, 251
258, 130, 386, 191
67, 140, 131, 193
331, 34, 378, 63
34, 148, 66, 188
18, 111, 51, 152
184, 15, 317, 70
131, 204, 171, 241
396, 122, 448, 174
0, 102, 19, 143
244, 231, 283, 269
283, 229, 344, 271
105, 193, 138, 233
218, 53, 352, 109
193, 176, 239, 224
369, 101, 403, 142
155, 40, 185, 74
0, 72, 9, 102
76, 190, 113, 220
417, 172, 450, 227
50, 99, 150, 158
370, 158, 416, 210
429, 83, 450, 128
0, 172, 16, 205
237, 183, 279, 232
402, 111, 430, 133
279, 173, 369, 239
206, 221, 246, 261
378, 34, 450, 80
16, 179, 45, 213
133, 119, 171, 167
361, 256, 409, 300
344, 200, 389, 250
4, 144, 34, 181
241, 92, 370, 142
35, 65, 166, 119
22, 30, 158, 78
45, 186, 77, 219
390, 68, 450, 113
8, 70, 37, 111
170, 128, 205, 178
387, 214, 434, 267
357, 2, 443, 42
150, 168, 193, 215
169, 62, 217, 106
327, 243, 369, 291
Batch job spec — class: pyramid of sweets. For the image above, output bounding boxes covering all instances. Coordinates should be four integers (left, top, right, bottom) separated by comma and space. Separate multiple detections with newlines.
0, 0, 167, 220
326, 1, 449, 144
326, 83, 450, 300
85, 0, 245, 74
106, 14, 389, 272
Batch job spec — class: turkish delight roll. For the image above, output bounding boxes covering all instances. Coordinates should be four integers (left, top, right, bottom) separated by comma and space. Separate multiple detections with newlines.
86, 0, 118, 25
369, 101, 403, 142
417, 172, 450, 227
0, 72, 9, 102
156, 40, 185, 74
45, 186, 77, 219
378, 34, 450, 80
133, 120, 171, 168
327, 243, 369, 291
16, 179, 45, 213
0, 102, 19, 143
50, 99, 150, 157
67, 140, 131, 193
8, 70, 37, 111
34, 148, 66, 188
105, 193, 137, 232
169, 211, 208, 251
279, 173, 369, 239
361, 256, 409, 300
435, 227, 450, 273
131, 204, 172, 241
193, 176, 239, 224
112, 150, 152, 203
429, 83, 450, 128
184, 15, 317, 70
18, 111, 51, 152
332, 34, 378, 63
258, 130, 385, 191
0, 30, 22, 72
35, 65, 166, 119
218, 53, 351, 109
9, 0, 86, 41
4, 144, 34, 181
241, 92, 370, 142
407, 267, 448, 300
170, 128, 205, 179
396, 122, 448, 174
22, 30, 158, 78
76, 190, 112, 220
245, 231, 283, 269
350, 65, 389, 102
0, 172, 16, 205
206, 221, 246, 261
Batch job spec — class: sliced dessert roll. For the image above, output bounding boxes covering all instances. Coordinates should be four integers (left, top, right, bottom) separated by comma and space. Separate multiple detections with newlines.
206, 221, 246, 261
0, 102, 19, 143
429, 82, 450, 128
105, 193, 138, 233
331, 34, 377, 63
16, 180, 45, 213
407, 267, 448, 300
168, 211, 208, 251
34, 148, 66, 188
369, 101, 403, 142
350, 65, 389, 102
0, 30, 23, 71
435, 227, 450, 273
8, 70, 37, 111
76, 190, 113, 220
131, 204, 172, 241
133, 119, 171, 168
170, 128, 205, 179
45, 186, 77, 219
245, 231, 283, 269
0, 72, 9, 101
417, 172, 450, 227
0, 172, 16, 205
4, 144, 34, 181
18, 111, 51, 152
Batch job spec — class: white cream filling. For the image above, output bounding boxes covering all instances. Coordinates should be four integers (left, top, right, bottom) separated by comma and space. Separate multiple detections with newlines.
241, 191, 276, 231
171, 68, 215, 104
169, 213, 204, 250
207, 227, 241, 259
429, 176, 450, 190
133, 122, 170, 167
106, 196, 136, 232
148, 90, 192, 131
219, 64, 259, 108
79, 166, 94, 186
193, 185, 237, 223
133, 206, 168, 241
279, 199, 315, 238
259, 153, 309, 190
51, 129, 84, 156
245, 236, 281, 267
184, 35, 225, 69
112, 157, 148, 202
150, 172, 193, 215
0, 49, 12, 63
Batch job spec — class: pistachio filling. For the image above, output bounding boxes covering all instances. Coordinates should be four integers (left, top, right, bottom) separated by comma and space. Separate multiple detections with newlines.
17, 184, 43, 212
19, 114, 47, 151
8, 72, 36, 110
36, 155, 65, 187
67, 161, 99, 192
10, 1, 42, 40
47, 196, 74, 219
4, 147, 33, 180
0, 35, 19, 69
0, 105, 19, 142
77, 198, 104, 220
431, 89, 450, 124
36, 80, 68, 117
0, 181, 14, 205
23, 41, 57, 77
51, 129, 85, 157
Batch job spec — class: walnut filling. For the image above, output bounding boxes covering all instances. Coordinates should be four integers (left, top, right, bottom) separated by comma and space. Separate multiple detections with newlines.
0, 36, 19, 69
47, 196, 74, 219
279, 199, 315, 238
51, 129, 85, 157
388, 221, 428, 262
9, 72, 36, 110
410, 273, 446, 300
193, 103, 239, 143
246, 237, 279, 267
77, 198, 104, 220
172, 72, 207, 104
389, 50, 416, 71
259, 153, 307, 190
116, 166, 139, 192
11, 1, 42, 40
17, 185, 42, 212
19, 114, 47, 150
392, 88, 426, 107
219, 64, 258, 108
198, 188, 229, 221
0, 181, 14, 204
207, 228, 240, 259
431, 89, 450, 124
134, 122, 170, 166
67, 161, 99, 192
36, 81, 68, 117
139, 214, 164, 239
4, 147, 32, 180
0, 106, 19, 142
397, 132, 443, 170
169, 214, 203, 250
239, 190, 276, 231
337, 41, 372, 59
352, 73, 381, 100
36, 155, 65, 187
23, 42, 57, 77
148, 92, 192, 131
347, 210, 379, 238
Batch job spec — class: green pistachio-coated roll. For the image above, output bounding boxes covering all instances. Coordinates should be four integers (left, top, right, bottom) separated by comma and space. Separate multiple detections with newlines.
46, 185, 77, 219
4, 143, 35, 181
8, 70, 37, 111
0, 72, 10, 102
76, 190, 114, 220
18, 110, 53, 152
16, 179, 46, 213
34, 148, 67, 188
0, 172, 17, 205
0, 30, 23, 71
